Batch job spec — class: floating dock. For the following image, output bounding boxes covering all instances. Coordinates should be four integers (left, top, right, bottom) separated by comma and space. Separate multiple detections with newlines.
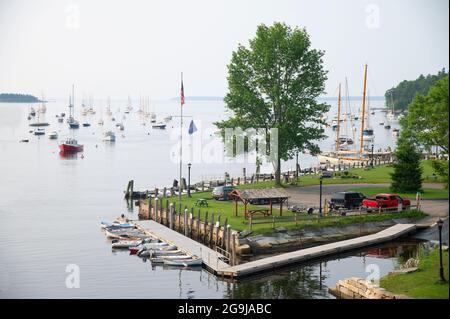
135, 220, 229, 273
136, 221, 416, 279
217, 223, 416, 278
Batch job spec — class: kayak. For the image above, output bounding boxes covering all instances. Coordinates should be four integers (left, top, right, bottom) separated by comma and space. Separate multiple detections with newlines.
163, 258, 202, 267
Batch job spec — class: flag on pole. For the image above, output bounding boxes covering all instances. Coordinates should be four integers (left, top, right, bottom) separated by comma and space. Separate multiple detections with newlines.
180, 77, 185, 106
188, 119, 197, 135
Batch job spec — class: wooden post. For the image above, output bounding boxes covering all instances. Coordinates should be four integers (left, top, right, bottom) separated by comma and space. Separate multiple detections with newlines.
177, 211, 181, 232
216, 214, 221, 246
154, 198, 159, 222
130, 180, 134, 198
249, 213, 252, 231
148, 196, 152, 220
197, 210, 201, 240
227, 225, 231, 254
169, 203, 174, 229
280, 200, 283, 216
237, 177, 240, 185
190, 207, 194, 237
231, 233, 236, 266
231, 177, 234, 186
222, 218, 228, 249
209, 213, 215, 246
204, 211, 209, 243
184, 209, 188, 236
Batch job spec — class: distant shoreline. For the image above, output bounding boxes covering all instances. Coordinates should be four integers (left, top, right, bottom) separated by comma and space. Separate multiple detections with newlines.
170, 95, 385, 102
0, 93, 43, 103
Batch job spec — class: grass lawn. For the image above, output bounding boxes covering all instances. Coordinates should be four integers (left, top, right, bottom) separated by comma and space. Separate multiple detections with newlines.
152, 191, 426, 235
381, 248, 449, 299
236, 160, 445, 189
347, 186, 449, 200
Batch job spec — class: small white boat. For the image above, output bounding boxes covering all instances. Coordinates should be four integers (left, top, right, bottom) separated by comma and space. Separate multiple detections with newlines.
58, 117, 64, 123
33, 128, 45, 136
163, 257, 202, 267
163, 115, 172, 122
151, 255, 192, 263
152, 123, 166, 129
98, 119, 104, 125
116, 123, 124, 131
111, 240, 142, 249
103, 131, 116, 142
49, 131, 58, 139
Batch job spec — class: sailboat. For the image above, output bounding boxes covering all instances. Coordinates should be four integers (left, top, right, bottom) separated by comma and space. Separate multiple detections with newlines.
387, 89, 396, 121
67, 85, 80, 129
125, 95, 133, 114
38, 93, 47, 113
318, 65, 373, 165
362, 91, 374, 142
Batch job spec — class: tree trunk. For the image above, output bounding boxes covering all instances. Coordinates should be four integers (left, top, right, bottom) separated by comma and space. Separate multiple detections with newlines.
275, 153, 281, 185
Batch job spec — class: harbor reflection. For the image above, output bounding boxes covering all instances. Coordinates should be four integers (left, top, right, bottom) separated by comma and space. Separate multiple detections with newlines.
59, 151, 82, 160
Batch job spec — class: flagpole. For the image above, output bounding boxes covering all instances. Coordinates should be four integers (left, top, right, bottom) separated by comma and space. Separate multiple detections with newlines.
179, 72, 183, 202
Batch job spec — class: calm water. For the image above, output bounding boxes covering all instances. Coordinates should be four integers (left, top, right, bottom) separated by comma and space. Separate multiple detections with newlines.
0, 97, 404, 298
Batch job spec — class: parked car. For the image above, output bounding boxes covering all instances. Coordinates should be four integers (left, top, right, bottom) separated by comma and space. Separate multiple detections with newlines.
362, 193, 411, 211
249, 197, 281, 205
329, 192, 366, 210
321, 170, 333, 178
212, 186, 235, 201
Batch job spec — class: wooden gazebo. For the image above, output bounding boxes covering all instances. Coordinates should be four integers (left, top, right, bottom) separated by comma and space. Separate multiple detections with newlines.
228, 188, 289, 219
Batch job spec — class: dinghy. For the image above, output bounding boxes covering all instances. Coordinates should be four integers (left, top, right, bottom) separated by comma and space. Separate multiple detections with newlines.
112, 240, 142, 249
163, 257, 202, 267
151, 255, 192, 264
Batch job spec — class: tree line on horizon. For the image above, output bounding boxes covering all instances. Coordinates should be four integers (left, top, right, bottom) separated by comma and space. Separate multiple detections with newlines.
0, 93, 42, 103
385, 68, 448, 111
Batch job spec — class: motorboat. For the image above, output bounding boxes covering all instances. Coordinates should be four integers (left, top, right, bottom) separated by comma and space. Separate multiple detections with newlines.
82, 123, 91, 127
33, 128, 45, 136
103, 131, 116, 142
152, 123, 166, 129
49, 131, 58, 139
59, 138, 83, 153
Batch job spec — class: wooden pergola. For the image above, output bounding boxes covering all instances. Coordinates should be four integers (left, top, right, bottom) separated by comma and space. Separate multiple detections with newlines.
229, 188, 289, 219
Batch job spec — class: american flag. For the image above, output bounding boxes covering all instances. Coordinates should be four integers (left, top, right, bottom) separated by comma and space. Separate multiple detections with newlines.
180, 76, 185, 106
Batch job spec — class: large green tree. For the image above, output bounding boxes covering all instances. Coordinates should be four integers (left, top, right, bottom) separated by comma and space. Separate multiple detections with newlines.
215, 22, 329, 185
400, 75, 449, 187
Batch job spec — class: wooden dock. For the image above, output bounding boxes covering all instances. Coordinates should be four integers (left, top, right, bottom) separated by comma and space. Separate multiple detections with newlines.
135, 220, 230, 273
136, 221, 416, 279
217, 223, 416, 278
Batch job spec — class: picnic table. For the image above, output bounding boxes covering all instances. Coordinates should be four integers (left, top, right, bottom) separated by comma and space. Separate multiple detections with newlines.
195, 198, 209, 207
245, 209, 271, 219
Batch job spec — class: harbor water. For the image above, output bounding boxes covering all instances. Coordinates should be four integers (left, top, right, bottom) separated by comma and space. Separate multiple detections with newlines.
0, 97, 405, 298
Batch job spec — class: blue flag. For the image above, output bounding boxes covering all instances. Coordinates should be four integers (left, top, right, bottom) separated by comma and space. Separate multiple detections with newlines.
188, 119, 197, 135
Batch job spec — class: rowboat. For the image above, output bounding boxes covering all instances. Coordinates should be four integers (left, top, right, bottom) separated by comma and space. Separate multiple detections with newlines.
163, 258, 202, 267
149, 249, 184, 256
105, 228, 147, 239
111, 240, 142, 249
151, 255, 192, 264
101, 221, 134, 229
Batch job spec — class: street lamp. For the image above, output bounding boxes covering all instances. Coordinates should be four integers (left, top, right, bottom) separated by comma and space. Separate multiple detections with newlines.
187, 163, 192, 198
437, 218, 446, 282
371, 144, 374, 168
319, 175, 323, 217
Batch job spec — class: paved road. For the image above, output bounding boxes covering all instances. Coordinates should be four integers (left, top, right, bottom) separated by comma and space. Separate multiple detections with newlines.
285, 183, 449, 217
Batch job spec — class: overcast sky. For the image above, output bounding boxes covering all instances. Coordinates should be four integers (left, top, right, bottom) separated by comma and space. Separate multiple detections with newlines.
0, 0, 448, 100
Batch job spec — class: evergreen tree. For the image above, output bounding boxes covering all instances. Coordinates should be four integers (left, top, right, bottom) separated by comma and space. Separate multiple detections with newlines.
390, 136, 423, 193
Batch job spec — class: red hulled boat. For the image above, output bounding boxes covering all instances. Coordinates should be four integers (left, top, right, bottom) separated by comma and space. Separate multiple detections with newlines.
59, 138, 83, 153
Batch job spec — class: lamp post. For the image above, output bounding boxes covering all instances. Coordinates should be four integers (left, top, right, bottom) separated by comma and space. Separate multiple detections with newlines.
437, 218, 446, 282
187, 163, 192, 198
371, 144, 374, 168
319, 175, 323, 217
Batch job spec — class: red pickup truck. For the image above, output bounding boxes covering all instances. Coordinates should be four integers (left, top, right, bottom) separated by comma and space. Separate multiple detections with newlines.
362, 193, 411, 211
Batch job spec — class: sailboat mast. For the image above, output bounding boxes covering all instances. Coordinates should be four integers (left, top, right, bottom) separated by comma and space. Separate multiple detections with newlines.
336, 83, 341, 152
359, 64, 368, 154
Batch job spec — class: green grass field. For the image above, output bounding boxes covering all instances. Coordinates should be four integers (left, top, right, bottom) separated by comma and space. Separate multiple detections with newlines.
236, 160, 444, 189
381, 248, 449, 299
152, 191, 425, 235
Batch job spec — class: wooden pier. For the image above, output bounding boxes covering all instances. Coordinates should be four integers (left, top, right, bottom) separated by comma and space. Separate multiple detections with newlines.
135, 220, 230, 273
136, 221, 416, 279
217, 223, 416, 278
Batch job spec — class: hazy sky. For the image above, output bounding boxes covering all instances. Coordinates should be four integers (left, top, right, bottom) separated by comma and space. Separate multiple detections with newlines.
0, 0, 448, 100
